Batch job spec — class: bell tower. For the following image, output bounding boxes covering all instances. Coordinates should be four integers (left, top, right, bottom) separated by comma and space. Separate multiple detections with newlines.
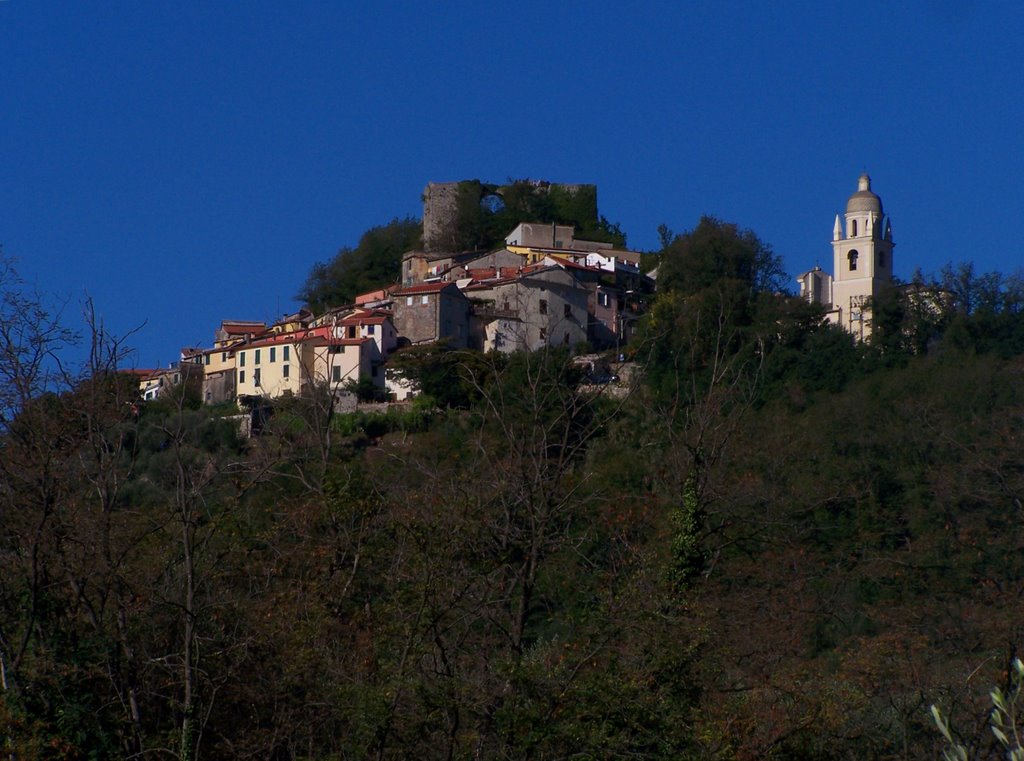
829, 174, 894, 340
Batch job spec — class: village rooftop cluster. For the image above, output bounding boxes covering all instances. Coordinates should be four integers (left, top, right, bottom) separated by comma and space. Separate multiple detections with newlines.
129, 221, 655, 407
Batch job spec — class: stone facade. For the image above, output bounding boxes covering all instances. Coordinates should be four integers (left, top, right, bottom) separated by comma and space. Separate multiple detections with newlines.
422, 182, 463, 253
392, 282, 471, 348
467, 266, 589, 353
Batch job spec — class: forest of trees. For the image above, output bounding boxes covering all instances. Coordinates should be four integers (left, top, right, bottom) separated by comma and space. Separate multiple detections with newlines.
2, 217, 1024, 759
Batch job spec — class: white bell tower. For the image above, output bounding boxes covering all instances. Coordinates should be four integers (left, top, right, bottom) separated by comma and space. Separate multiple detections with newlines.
829, 174, 894, 341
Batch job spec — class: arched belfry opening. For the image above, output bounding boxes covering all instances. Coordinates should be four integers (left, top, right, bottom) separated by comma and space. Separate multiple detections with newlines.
828, 173, 896, 341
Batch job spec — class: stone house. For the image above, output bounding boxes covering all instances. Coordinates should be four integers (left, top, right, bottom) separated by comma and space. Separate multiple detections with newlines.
465, 265, 589, 353
392, 282, 471, 348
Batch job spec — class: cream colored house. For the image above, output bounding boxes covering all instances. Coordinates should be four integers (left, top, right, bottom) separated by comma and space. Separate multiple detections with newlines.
304, 330, 375, 393
234, 334, 306, 399
234, 326, 380, 401
187, 320, 267, 404
312, 307, 398, 358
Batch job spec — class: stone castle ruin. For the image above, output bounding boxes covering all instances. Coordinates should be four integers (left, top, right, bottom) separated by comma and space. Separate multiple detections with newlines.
422, 180, 597, 253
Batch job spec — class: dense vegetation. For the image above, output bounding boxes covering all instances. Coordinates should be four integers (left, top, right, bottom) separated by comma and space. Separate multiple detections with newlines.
443, 179, 627, 253
2, 221, 1024, 759
297, 217, 423, 312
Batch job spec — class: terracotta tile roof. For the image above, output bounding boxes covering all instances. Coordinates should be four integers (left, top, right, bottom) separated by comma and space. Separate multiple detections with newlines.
243, 326, 372, 349
461, 266, 526, 283
393, 281, 457, 296
221, 321, 266, 335
355, 289, 390, 304
244, 332, 304, 349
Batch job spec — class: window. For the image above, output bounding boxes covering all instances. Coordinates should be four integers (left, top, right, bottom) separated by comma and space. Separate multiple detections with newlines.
406, 296, 413, 306
239, 352, 246, 367
204, 354, 210, 365
283, 345, 290, 362
539, 299, 548, 314
222, 352, 227, 362
851, 219, 858, 237
564, 303, 572, 318
283, 364, 289, 379
878, 251, 886, 268
254, 368, 261, 386
848, 250, 859, 271
598, 292, 610, 307
332, 366, 341, 382
367, 325, 375, 335
254, 349, 261, 365
331, 345, 345, 354
347, 325, 356, 338
269, 347, 276, 362
421, 295, 429, 305
239, 370, 246, 383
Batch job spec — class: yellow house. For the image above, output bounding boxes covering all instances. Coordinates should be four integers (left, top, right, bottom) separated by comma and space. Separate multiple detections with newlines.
234, 326, 378, 401
188, 320, 267, 404
234, 333, 306, 400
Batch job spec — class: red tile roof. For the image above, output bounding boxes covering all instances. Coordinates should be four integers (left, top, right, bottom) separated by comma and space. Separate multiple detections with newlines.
338, 315, 389, 326
355, 289, 389, 304
244, 332, 303, 349
393, 281, 457, 296
244, 326, 372, 349
221, 321, 266, 335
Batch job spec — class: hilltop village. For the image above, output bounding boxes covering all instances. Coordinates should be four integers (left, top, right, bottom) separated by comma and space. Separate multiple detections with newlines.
132, 175, 896, 409
11, 175, 1024, 761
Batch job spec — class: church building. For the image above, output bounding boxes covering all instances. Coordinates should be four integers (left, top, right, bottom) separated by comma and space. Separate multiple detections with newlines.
796, 174, 894, 341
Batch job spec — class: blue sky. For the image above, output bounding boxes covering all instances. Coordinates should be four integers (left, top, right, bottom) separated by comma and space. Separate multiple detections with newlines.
3, 1, 1022, 368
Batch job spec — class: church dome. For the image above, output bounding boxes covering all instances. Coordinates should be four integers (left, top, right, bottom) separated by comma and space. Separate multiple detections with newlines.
846, 173, 883, 214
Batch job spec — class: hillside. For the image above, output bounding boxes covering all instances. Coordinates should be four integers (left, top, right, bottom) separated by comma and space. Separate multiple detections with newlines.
2, 228, 1024, 759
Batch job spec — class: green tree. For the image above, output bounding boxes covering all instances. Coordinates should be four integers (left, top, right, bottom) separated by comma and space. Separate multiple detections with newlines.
656, 215, 787, 296
386, 341, 499, 408
445, 180, 628, 253
298, 217, 422, 311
